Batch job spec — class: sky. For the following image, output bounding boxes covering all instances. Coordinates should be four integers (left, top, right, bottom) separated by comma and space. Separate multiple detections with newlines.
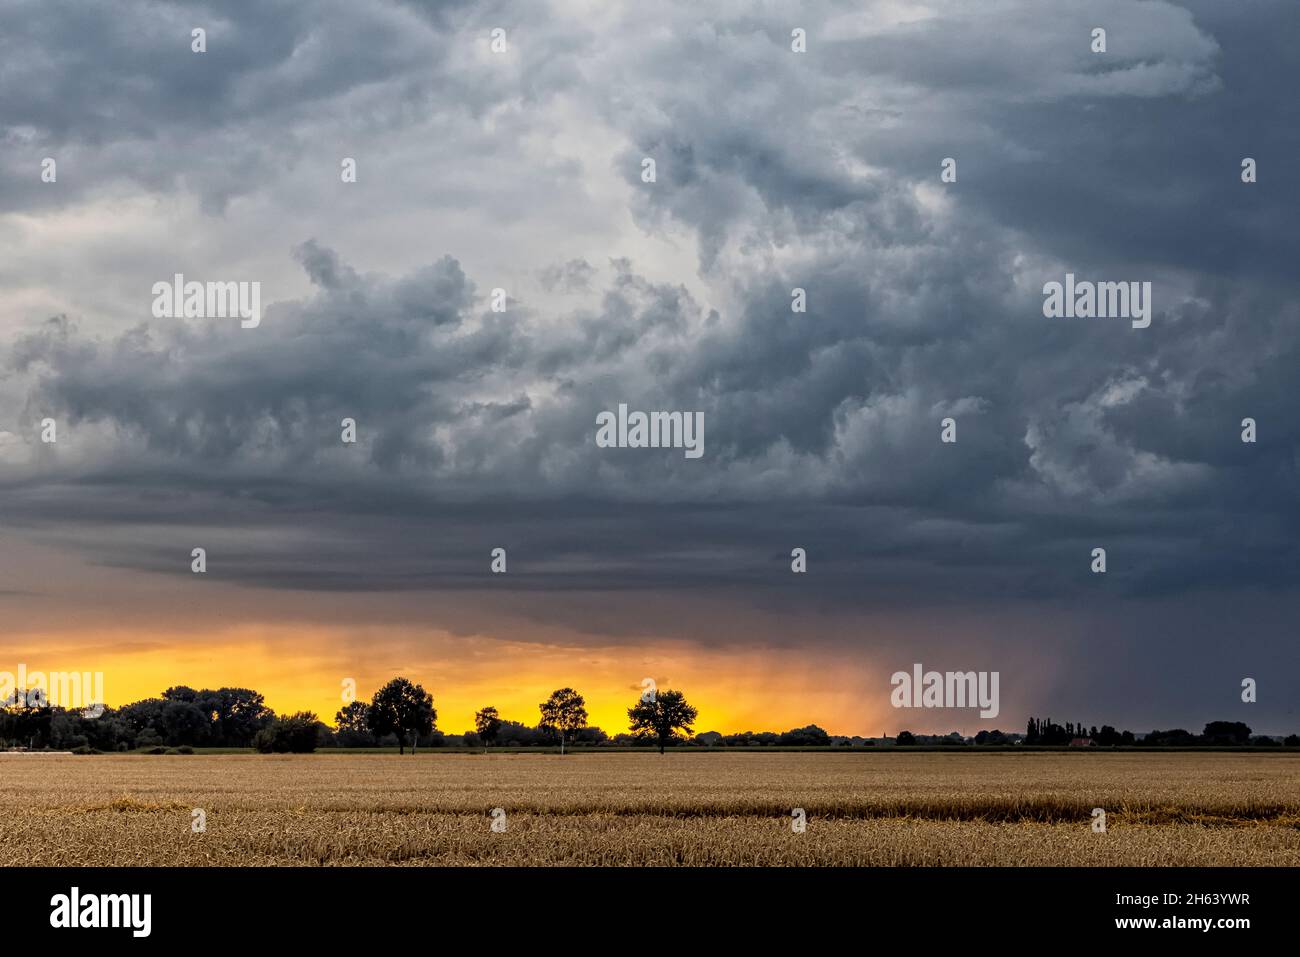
1, 0, 1298, 736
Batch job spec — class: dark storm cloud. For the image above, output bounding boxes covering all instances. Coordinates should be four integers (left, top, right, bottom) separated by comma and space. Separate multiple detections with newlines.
3, 0, 1299, 616
917, 2, 1300, 286
0, 0, 491, 213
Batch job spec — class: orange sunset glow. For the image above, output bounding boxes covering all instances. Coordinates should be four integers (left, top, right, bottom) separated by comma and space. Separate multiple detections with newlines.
1, 624, 897, 737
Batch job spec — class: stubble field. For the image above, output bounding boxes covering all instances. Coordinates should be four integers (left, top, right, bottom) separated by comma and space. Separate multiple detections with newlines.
1, 751, 1297, 866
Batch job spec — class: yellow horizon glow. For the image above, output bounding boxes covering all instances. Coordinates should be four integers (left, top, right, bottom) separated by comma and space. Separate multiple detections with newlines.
0, 624, 898, 737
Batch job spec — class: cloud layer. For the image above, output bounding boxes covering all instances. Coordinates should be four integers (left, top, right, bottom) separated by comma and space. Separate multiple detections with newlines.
2, 0, 1298, 730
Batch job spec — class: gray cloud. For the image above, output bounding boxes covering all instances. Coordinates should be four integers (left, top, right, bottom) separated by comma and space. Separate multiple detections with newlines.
2, 0, 1299, 728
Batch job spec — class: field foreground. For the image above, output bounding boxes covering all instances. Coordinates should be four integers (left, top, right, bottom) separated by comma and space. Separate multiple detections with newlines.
2, 751, 1297, 866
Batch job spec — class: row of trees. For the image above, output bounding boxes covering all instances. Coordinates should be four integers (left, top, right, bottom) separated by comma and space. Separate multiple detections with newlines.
890, 720, 1299, 747
0, 686, 275, 752
711, 726, 833, 747
9, 681, 1293, 753
0, 677, 704, 754
333, 681, 700, 755
1022, 717, 1297, 747
1027, 717, 1134, 746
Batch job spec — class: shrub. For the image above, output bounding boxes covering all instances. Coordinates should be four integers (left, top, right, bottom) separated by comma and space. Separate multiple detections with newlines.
254, 712, 322, 753
777, 725, 831, 747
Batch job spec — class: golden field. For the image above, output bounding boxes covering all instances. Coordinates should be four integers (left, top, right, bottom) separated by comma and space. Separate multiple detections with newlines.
1, 751, 1297, 866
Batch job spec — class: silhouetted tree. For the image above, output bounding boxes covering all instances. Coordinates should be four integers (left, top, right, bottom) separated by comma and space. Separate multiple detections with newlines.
254, 711, 324, 753
333, 700, 374, 746
475, 706, 502, 752
207, 688, 274, 747
1202, 721, 1251, 745
539, 688, 587, 755
627, 689, 698, 753
335, 700, 369, 733
368, 678, 436, 755
778, 724, 831, 746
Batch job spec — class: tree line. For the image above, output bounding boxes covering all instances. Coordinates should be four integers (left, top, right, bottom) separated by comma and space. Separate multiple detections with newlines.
0, 678, 704, 754
1020, 717, 1299, 747
333, 679, 701, 755
893, 719, 1298, 747
5, 681, 1296, 753
0, 686, 274, 753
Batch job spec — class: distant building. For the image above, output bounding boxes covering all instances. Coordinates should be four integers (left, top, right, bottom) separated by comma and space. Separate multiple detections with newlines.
1069, 737, 1096, 748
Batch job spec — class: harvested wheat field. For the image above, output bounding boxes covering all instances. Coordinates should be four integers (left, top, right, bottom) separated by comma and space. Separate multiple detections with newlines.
1, 751, 1297, 866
